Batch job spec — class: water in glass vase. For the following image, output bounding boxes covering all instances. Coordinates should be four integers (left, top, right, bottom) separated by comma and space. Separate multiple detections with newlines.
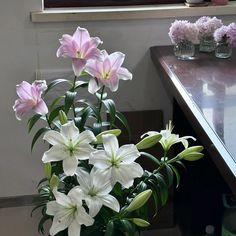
199, 36, 216, 53
215, 40, 232, 59
174, 41, 195, 60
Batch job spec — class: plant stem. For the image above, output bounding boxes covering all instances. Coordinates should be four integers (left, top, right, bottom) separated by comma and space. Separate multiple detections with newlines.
97, 86, 105, 123
72, 76, 77, 118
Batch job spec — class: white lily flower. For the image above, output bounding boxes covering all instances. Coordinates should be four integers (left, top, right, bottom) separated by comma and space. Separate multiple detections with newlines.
47, 188, 94, 236
89, 134, 143, 188
76, 167, 120, 217
42, 121, 96, 176
142, 121, 196, 152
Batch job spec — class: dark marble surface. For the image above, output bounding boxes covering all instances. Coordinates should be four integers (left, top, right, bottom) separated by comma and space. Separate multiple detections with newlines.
150, 46, 236, 191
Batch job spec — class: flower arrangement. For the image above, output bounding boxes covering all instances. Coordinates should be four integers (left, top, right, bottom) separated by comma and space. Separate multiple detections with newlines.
214, 23, 236, 47
168, 20, 199, 44
13, 27, 204, 236
195, 16, 223, 40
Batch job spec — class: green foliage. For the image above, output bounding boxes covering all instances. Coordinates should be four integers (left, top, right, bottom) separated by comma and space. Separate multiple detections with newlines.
24, 75, 204, 236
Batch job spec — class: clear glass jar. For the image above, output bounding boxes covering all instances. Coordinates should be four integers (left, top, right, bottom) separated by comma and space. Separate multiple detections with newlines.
199, 36, 216, 53
174, 41, 195, 60
215, 40, 232, 59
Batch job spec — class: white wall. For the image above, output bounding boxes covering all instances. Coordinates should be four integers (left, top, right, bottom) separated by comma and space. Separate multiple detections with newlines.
0, 0, 235, 198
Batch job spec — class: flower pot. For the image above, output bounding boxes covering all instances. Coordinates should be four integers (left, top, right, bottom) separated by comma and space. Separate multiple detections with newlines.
174, 41, 195, 60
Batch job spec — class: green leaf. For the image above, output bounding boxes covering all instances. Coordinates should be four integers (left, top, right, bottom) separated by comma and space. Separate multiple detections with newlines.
119, 219, 135, 234
31, 127, 50, 151
140, 152, 160, 166
64, 91, 77, 114
44, 79, 69, 96
105, 221, 114, 236
48, 105, 64, 124
169, 164, 180, 188
49, 96, 64, 110
165, 163, 174, 187
27, 114, 42, 133
74, 80, 88, 90
38, 214, 51, 234
154, 173, 168, 206
75, 106, 93, 131
103, 99, 116, 128
31, 203, 46, 217
36, 177, 48, 188
115, 111, 131, 139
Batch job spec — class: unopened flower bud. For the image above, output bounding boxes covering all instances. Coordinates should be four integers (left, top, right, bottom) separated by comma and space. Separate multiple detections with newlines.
59, 110, 68, 125
126, 189, 152, 212
136, 133, 162, 150
178, 146, 204, 161
49, 174, 60, 190
43, 163, 51, 179
94, 129, 121, 144
132, 218, 150, 227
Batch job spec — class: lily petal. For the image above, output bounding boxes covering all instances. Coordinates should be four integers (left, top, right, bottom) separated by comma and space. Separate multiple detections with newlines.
33, 99, 48, 115
117, 67, 133, 81
88, 77, 101, 94
61, 121, 80, 141
89, 150, 111, 169
75, 206, 94, 226
16, 81, 32, 100
116, 144, 140, 164
85, 197, 103, 217
103, 134, 119, 157
109, 52, 125, 69
42, 145, 67, 163
72, 58, 86, 76
101, 194, 120, 213
49, 209, 73, 236
68, 220, 81, 236
63, 157, 78, 176
77, 130, 96, 145
43, 130, 64, 146
112, 162, 143, 188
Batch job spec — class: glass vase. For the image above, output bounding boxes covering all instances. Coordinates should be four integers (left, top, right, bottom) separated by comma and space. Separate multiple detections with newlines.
174, 41, 195, 60
199, 36, 216, 53
215, 40, 232, 59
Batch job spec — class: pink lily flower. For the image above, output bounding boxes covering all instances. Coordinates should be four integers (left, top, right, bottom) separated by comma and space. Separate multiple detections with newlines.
13, 80, 48, 120
56, 27, 103, 76
85, 50, 132, 94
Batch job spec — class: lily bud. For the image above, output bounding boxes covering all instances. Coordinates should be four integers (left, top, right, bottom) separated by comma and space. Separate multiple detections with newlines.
178, 146, 204, 161
43, 163, 52, 179
126, 189, 152, 212
136, 133, 162, 150
58, 110, 68, 125
49, 174, 60, 190
94, 129, 121, 144
132, 218, 150, 227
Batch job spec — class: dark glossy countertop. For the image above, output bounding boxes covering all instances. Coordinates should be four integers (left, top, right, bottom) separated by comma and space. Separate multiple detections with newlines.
150, 46, 236, 191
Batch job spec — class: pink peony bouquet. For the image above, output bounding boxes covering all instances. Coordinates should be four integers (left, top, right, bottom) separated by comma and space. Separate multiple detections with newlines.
13, 26, 204, 236
168, 20, 199, 44
195, 16, 223, 40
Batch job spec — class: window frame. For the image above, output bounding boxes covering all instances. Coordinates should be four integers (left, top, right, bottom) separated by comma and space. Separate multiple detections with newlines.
44, 0, 184, 8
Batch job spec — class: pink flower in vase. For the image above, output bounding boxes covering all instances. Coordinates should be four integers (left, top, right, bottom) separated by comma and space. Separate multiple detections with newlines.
227, 23, 236, 47
57, 27, 103, 76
